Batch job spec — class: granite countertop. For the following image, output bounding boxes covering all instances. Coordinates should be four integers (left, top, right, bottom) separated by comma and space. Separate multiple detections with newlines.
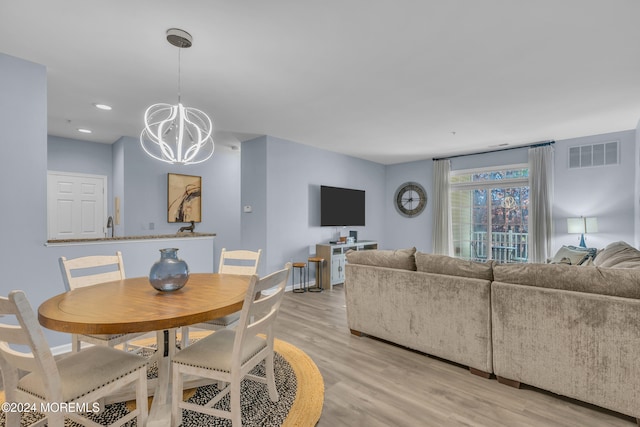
47, 232, 216, 244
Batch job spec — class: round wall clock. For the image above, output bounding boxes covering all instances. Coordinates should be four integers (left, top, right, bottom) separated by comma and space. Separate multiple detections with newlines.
395, 182, 427, 218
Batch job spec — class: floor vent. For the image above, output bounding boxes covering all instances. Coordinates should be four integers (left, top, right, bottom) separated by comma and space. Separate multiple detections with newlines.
569, 140, 619, 169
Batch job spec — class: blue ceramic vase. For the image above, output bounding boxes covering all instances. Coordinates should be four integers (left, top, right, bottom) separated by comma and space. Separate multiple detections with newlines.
149, 248, 189, 291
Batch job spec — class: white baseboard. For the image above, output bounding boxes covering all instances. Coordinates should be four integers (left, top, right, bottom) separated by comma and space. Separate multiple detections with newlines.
267, 280, 316, 295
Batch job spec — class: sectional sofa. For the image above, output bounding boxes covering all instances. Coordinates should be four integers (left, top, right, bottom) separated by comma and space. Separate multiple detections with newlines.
344, 242, 640, 422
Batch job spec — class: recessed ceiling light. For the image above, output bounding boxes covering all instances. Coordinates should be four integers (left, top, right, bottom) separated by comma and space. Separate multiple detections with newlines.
78, 128, 92, 134
94, 103, 112, 111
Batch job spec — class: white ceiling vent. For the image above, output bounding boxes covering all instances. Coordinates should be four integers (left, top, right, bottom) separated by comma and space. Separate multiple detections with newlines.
569, 141, 619, 169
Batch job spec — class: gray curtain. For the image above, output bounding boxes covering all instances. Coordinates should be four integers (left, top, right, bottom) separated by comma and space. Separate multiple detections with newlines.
528, 145, 554, 263
432, 159, 452, 255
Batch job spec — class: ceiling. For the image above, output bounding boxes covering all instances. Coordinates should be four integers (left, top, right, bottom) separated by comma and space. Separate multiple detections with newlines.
2, 1, 640, 165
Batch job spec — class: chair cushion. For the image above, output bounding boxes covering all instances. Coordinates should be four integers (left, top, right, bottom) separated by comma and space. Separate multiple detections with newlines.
173, 329, 266, 372
18, 346, 147, 401
205, 312, 240, 327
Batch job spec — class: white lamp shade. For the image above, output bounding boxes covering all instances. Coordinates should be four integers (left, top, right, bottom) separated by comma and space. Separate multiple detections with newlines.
567, 217, 598, 234
585, 217, 598, 233
567, 217, 585, 234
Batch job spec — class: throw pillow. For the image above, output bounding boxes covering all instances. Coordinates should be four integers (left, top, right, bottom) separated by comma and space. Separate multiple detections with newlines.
593, 241, 640, 269
414, 252, 494, 281
549, 245, 591, 265
345, 247, 417, 271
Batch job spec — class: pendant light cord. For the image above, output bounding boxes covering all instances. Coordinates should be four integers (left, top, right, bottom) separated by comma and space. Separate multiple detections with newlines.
177, 45, 182, 104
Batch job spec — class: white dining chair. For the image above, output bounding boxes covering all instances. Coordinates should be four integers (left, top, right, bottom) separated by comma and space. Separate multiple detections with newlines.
180, 248, 262, 347
171, 263, 291, 426
59, 251, 149, 353
0, 290, 149, 427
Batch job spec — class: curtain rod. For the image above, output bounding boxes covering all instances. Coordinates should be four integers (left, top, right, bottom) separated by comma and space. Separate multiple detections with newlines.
433, 140, 555, 161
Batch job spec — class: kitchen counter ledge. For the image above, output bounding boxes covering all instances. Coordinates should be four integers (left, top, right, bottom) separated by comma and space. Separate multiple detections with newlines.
45, 232, 216, 246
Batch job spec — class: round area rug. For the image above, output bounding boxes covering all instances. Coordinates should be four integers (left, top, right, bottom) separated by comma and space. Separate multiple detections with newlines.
0, 336, 323, 427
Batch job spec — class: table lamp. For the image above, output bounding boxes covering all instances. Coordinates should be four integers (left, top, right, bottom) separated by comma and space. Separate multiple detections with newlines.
567, 216, 598, 248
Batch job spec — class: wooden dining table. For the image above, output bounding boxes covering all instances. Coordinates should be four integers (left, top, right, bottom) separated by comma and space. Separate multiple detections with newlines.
38, 272, 251, 427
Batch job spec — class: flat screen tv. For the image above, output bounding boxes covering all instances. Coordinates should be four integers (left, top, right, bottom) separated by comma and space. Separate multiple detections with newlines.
320, 185, 365, 226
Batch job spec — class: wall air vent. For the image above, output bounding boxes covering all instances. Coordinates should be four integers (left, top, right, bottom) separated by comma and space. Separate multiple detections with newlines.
568, 141, 619, 169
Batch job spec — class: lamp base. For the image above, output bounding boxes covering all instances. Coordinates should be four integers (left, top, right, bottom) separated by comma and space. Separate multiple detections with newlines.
578, 234, 586, 248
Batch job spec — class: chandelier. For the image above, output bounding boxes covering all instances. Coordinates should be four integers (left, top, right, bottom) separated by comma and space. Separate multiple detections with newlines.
140, 28, 214, 165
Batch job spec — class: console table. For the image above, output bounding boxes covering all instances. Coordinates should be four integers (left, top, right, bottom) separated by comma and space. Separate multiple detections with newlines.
316, 240, 378, 290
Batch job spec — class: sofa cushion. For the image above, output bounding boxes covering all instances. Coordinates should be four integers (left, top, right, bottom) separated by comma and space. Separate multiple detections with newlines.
415, 252, 494, 281
593, 241, 640, 269
345, 247, 416, 271
493, 263, 640, 299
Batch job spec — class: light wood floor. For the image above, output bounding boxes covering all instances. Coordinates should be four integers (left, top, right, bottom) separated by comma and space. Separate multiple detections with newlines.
274, 285, 637, 427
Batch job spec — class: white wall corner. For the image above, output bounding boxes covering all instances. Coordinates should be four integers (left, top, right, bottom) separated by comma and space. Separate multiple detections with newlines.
635, 119, 640, 248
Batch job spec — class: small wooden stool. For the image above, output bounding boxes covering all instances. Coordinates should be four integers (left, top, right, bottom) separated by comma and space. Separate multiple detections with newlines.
307, 256, 325, 292
292, 262, 307, 293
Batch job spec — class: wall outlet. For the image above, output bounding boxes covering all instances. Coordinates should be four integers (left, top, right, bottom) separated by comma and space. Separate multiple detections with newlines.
243, 205, 253, 213
149, 222, 155, 230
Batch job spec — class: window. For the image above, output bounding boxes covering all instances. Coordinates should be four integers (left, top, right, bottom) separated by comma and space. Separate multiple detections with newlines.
451, 165, 529, 263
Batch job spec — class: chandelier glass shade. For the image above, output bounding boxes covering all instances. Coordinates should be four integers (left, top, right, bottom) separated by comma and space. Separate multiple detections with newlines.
140, 28, 214, 165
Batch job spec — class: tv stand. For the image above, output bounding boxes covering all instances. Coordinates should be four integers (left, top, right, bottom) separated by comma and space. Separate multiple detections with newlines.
316, 240, 378, 290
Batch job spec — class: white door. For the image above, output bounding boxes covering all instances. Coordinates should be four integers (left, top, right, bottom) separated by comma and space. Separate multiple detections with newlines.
47, 171, 107, 240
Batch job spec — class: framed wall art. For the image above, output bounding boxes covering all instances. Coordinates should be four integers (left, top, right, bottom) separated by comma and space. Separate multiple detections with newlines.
168, 173, 202, 223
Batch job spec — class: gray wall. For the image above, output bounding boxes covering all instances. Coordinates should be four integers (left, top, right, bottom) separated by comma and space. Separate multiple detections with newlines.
240, 136, 268, 268
0, 53, 49, 316
48, 135, 113, 176
242, 135, 386, 276
636, 120, 640, 248
117, 135, 241, 254
553, 129, 636, 251
384, 160, 433, 252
